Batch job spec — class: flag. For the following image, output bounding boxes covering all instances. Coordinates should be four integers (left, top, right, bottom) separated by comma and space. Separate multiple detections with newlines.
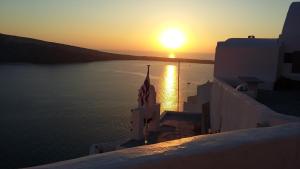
138, 65, 150, 106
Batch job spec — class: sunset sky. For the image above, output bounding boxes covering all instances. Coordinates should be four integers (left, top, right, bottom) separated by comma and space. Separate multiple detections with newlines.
0, 0, 295, 58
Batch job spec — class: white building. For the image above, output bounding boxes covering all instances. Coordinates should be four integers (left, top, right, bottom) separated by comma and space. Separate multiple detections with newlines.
214, 38, 280, 90
279, 2, 300, 81
184, 2, 300, 113
214, 2, 300, 89
210, 1, 300, 132
183, 81, 212, 113
281, 2, 300, 53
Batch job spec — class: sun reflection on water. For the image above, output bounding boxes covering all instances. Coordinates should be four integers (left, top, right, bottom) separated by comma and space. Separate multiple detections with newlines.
159, 65, 178, 113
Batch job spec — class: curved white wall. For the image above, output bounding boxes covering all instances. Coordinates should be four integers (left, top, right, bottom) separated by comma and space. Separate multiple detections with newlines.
281, 2, 300, 53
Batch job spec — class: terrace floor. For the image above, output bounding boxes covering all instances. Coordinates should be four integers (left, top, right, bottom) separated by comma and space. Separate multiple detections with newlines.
257, 90, 300, 117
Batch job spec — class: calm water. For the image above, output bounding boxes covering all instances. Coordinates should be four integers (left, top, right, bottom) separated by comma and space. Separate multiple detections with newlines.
0, 61, 213, 168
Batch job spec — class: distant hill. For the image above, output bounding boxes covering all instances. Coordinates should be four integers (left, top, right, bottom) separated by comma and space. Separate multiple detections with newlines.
0, 33, 214, 64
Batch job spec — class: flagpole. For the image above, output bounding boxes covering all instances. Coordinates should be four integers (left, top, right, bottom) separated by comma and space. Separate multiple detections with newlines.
177, 61, 180, 111
147, 65, 150, 74
145, 64, 150, 144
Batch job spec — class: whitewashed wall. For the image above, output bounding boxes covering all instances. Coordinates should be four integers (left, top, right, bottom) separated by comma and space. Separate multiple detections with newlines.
281, 2, 300, 53
210, 78, 300, 132
183, 82, 212, 113
279, 2, 300, 81
214, 38, 280, 90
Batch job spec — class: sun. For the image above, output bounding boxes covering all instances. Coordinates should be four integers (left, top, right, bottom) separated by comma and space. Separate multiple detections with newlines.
160, 28, 186, 49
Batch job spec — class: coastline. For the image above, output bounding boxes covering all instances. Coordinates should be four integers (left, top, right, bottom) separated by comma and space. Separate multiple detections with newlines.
0, 56, 215, 65
0, 33, 214, 65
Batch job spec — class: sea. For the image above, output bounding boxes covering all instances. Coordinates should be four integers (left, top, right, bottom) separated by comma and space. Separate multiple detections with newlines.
0, 60, 213, 169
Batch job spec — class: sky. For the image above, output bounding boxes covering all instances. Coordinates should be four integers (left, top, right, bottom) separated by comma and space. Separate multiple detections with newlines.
0, 0, 296, 57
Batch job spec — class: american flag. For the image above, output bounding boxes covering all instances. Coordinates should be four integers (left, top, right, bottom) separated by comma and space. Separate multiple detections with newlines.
139, 65, 150, 106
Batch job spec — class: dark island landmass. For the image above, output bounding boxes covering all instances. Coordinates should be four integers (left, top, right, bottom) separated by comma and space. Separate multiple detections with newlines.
0, 33, 214, 64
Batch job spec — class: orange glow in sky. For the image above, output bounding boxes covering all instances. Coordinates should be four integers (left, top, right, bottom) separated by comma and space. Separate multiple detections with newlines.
168, 53, 176, 58
0, 0, 295, 57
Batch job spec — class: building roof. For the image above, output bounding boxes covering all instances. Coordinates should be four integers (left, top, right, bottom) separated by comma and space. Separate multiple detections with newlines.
218, 38, 278, 48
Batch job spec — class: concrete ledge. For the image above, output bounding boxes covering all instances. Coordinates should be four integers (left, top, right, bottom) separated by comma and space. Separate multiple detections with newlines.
26, 123, 300, 169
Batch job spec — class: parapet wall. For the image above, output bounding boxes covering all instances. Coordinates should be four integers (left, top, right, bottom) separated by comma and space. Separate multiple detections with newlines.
210, 78, 299, 132
27, 123, 300, 169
